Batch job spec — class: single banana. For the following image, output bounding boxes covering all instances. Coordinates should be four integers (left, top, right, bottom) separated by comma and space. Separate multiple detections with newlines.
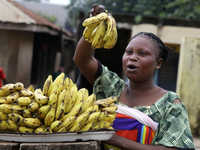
4, 91, 19, 103
19, 126, 35, 133
97, 111, 108, 122
93, 104, 99, 113
103, 25, 118, 49
62, 77, 74, 91
92, 20, 106, 49
38, 105, 51, 120
34, 125, 46, 133
79, 93, 96, 114
6, 119, 19, 132
83, 105, 94, 114
0, 112, 8, 120
103, 15, 116, 41
28, 101, 40, 112
49, 84, 58, 97
27, 85, 34, 93
69, 113, 90, 129
82, 12, 108, 27
48, 92, 58, 108
104, 114, 116, 123
80, 123, 94, 132
23, 118, 41, 128
0, 120, 8, 131
65, 85, 78, 113
55, 101, 65, 121
11, 113, 25, 126
86, 27, 97, 43
44, 127, 53, 133
101, 105, 118, 113
19, 88, 34, 98
59, 116, 76, 130
57, 78, 64, 96
62, 102, 83, 121
95, 96, 118, 107
16, 97, 31, 106
86, 111, 101, 124
14, 82, 24, 91
83, 22, 100, 40
57, 126, 67, 132
11, 105, 27, 114
69, 122, 81, 131
44, 107, 55, 127
0, 104, 15, 114
53, 72, 65, 86
22, 109, 32, 118
34, 88, 49, 105
0, 95, 8, 104
0, 83, 16, 96
42, 75, 53, 97
57, 88, 68, 111
50, 120, 62, 132
104, 121, 113, 129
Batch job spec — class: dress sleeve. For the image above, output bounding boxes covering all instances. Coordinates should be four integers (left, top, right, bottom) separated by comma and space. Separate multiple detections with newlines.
153, 103, 195, 149
93, 65, 126, 100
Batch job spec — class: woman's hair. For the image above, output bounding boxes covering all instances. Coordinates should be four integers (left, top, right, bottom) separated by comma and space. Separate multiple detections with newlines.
131, 32, 173, 63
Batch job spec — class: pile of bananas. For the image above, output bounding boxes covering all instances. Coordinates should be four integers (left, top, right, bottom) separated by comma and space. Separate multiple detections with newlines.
0, 73, 118, 133
82, 11, 118, 49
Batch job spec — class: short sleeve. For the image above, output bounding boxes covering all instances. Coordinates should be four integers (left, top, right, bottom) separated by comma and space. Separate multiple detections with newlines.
153, 103, 195, 149
93, 65, 126, 100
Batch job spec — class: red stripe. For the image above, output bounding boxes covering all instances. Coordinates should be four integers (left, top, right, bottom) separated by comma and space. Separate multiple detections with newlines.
145, 126, 149, 144
116, 113, 135, 119
116, 130, 138, 141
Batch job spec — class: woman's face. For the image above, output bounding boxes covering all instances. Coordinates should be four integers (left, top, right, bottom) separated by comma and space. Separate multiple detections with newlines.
122, 36, 161, 82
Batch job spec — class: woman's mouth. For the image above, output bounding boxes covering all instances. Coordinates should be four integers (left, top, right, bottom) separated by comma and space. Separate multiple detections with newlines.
127, 64, 137, 70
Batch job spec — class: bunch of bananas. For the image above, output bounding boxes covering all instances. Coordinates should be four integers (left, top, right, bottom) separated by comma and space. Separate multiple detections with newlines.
0, 73, 118, 133
82, 10, 118, 49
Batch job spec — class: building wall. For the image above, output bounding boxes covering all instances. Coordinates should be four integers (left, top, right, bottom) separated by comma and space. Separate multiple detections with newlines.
0, 30, 34, 87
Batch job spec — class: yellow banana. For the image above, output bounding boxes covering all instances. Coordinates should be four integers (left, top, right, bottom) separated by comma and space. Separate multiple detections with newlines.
103, 15, 116, 41
83, 105, 94, 114
93, 121, 106, 130
82, 12, 108, 27
0, 83, 16, 96
103, 25, 118, 49
69, 113, 90, 129
4, 91, 19, 103
104, 121, 113, 129
95, 96, 118, 107
83, 22, 100, 40
11, 105, 27, 114
79, 93, 96, 114
93, 104, 99, 113
0, 95, 8, 104
92, 20, 106, 49
60, 116, 76, 130
19, 88, 34, 98
80, 123, 94, 131
86, 111, 101, 124
55, 101, 65, 121
28, 101, 40, 112
16, 97, 31, 106
53, 72, 65, 86
62, 102, 83, 121
57, 88, 68, 111
27, 85, 34, 93
0, 120, 8, 131
34, 88, 49, 105
104, 114, 116, 123
0, 104, 15, 114
0, 112, 8, 120
6, 119, 19, 132
38, 105, 51, 120
57, 78, 64, 96
48, 91, 58, 108
23, 118, 41, 128
19, 126, 35, 133
69, 122, 81, 131
11, 113, 25, 126
44, 127, 53, 133
22, 109, 32, 118
101, 105, 118, 113
62, 77, 73, 91
65, 85, 78, 113
57, 126, 67, 132
34, 125, 46, 133
14, 82, 24, 91
50, 120, 62, 132
49, 84, 58, 97
97, 111, 108, 122
86, 27, 97, 43
42, 75, 53, 97
44, 107, 55, 127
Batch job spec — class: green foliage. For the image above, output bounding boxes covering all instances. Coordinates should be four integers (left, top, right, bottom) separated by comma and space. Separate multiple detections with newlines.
36, 12, 57, 24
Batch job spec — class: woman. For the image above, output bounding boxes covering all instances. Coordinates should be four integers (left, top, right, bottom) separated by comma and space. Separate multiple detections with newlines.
73, 5, 195, 150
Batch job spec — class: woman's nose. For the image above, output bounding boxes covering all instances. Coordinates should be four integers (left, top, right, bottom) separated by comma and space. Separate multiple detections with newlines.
129, 54, 138, 61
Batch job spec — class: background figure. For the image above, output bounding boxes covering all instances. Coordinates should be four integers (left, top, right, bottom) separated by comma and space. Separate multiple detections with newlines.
0, 67, 6, 87
52, 67, 66, 81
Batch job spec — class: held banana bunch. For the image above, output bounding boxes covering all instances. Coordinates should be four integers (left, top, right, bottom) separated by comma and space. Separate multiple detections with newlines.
82, 11, 118, 49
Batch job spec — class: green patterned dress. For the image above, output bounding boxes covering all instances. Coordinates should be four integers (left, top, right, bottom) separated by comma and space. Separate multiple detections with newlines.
93, 65, 195, 149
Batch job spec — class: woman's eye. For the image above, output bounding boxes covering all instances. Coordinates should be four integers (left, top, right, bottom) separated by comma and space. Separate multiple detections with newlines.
126, 50, 132, 54
140, 52, 146, 56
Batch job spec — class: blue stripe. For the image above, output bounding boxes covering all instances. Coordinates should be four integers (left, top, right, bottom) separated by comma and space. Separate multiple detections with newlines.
113, 118, 143, 130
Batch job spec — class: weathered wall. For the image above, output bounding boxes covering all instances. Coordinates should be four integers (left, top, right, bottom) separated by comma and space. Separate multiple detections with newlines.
0, 30, 34, 87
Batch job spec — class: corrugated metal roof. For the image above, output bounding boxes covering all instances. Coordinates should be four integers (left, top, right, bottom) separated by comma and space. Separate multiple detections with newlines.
0, 0, 35, 24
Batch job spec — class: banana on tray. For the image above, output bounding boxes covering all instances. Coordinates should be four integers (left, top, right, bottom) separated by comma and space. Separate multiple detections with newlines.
82, 10, 118, 49
0, 72, 118, 133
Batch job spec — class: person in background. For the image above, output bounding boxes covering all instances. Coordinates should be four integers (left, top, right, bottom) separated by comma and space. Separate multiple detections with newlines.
52, 67, 65, 81
73, 4, 195, 150
0, 67, 6, 88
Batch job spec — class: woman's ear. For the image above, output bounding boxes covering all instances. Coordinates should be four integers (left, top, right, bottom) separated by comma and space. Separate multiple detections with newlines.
155, 58, 163, 70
